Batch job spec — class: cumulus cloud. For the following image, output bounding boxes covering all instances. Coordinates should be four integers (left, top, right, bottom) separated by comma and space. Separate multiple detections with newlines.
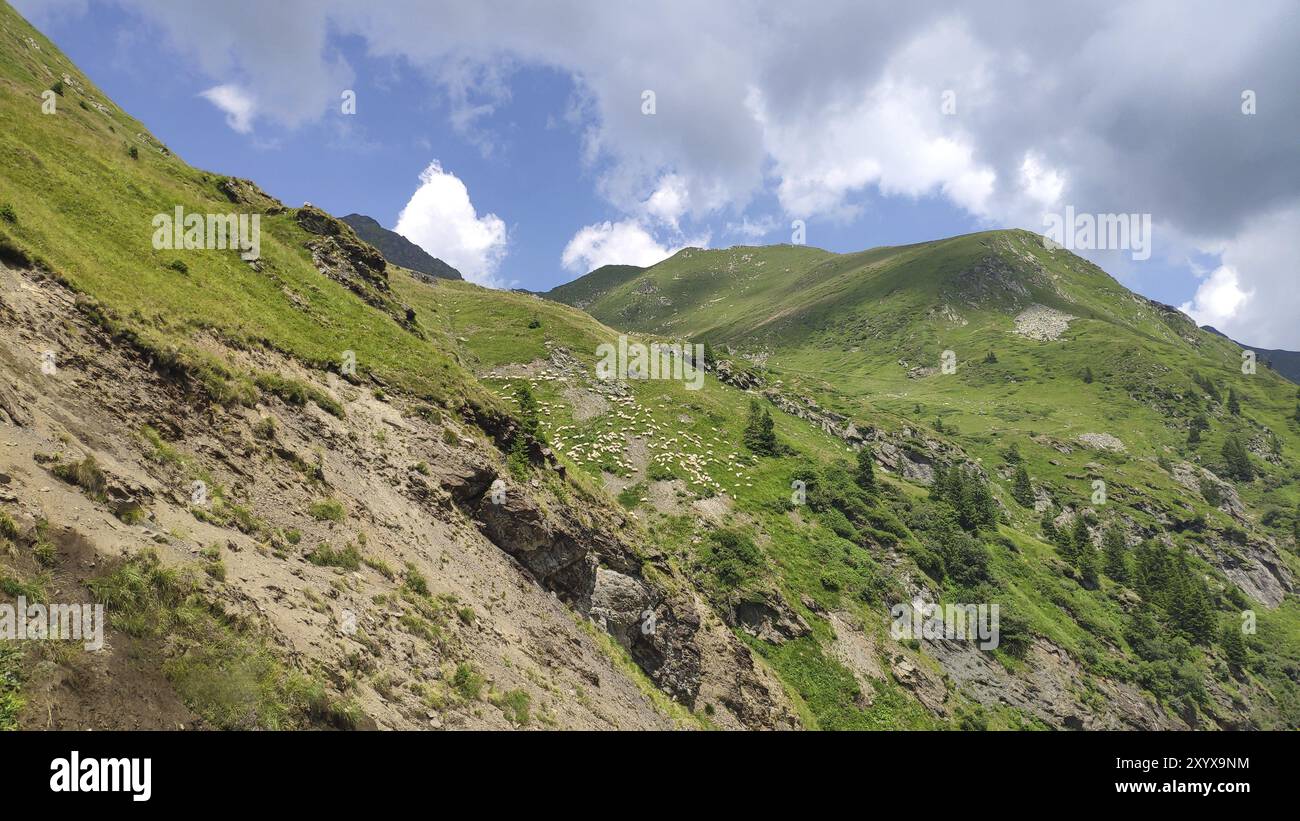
561, 220, 704, 273
1180, 266, 1253, 330
83, 0, 1300, 342
198, 84, 256, 133
1180, 204, 1300, 348
393, 161, 508, 286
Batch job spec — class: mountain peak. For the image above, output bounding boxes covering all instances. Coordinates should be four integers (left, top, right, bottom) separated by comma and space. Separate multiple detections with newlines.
340, 214, 463, 281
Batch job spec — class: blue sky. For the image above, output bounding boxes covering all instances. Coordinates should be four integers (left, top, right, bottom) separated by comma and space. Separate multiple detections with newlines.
16, 1, 1300, 346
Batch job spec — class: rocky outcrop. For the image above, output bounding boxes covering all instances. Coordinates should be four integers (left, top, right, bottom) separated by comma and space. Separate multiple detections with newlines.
1014, 303, 1074, 341
732, 594, 811, 643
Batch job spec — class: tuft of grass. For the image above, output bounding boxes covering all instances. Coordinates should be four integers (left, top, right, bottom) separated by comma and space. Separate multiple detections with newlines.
490, 688, 531, 726
402, 562, 429, 596
0, 645, 25, 730
252, 416, 277, 440
451, 662, 485, 701
50, 455, 107, 501
0, 510, 18, 540
306, 542, 361, 571
308, 498, 346, 522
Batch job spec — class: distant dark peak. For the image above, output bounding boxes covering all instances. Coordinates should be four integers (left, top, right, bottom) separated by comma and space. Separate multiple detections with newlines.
340, 213, 463, 281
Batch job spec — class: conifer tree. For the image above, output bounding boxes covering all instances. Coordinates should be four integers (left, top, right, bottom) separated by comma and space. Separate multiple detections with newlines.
1221, 434, 1254, 481
855, 445, 875, 492
743, 399, 777, 456
1222, 622, 1248, 672
1012, 464, 1033, 507
1102, 523, 1129, 582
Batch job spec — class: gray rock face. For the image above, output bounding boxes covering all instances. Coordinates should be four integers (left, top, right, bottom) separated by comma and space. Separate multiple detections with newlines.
591, 568, 653, 634
732, 595, 811, 643
472, 483, 597, 604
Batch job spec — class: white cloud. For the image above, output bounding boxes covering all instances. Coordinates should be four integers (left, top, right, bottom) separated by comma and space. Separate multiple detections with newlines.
1179, 265, 1253, 330
560, 220, 704, 273
643, 174, 690, 228
725, 215, 780, 241
199, 84, 256, 134
1017, 153, 1065, 209
1180, 203, 1300, 348
394, 161, 508, 287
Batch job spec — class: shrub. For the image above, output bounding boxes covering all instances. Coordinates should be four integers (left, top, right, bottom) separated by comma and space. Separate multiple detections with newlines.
452, 663, 484, 701
306, 542, 361, 570
698, 528, 763, 588
0, 204, 15, 224
308, 499, 345, 522
51, 456, 107, 501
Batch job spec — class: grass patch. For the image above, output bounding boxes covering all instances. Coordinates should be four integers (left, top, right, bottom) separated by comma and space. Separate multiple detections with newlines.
85, 550, 357, 729
308, 498, 346, 523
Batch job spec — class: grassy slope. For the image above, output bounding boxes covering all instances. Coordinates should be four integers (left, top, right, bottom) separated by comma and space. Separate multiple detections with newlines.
549, 232, 1300, 728
555, 231, 1300, 573
542, 263, 646, 308
0, 2, 489, 414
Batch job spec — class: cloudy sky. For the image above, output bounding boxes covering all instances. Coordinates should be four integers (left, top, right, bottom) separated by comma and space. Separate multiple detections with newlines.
17, 0, 1300, 346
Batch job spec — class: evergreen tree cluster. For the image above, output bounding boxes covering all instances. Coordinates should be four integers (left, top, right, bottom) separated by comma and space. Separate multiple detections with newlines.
929, 463, 997, 532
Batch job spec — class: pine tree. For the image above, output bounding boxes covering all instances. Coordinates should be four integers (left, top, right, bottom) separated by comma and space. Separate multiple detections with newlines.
743, 399, 777, 456
1078, 540, 1101, 588
1102, 523, 1129, 582
1221, 434, 1254, 481
1227, 388, 1241, 415
855, 446, 875, 492
1082, 366, 1094, 384
1012, 464, 1034, 507
1170, 554, 1215, 644
1222, 622, 1248, 672
515, 383, 541, 439
1188, 412, 1209, 444
1062, 514, 1088, 564
1041, 510, 1058, 542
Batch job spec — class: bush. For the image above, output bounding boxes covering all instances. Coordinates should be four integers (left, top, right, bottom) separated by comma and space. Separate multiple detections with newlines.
51, 456, 107, 501
452, 663, 484, 701
306, 542, 361, 570
698, 528, 763, 588
0, 204, 15, 224
308, 498, 345, 522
